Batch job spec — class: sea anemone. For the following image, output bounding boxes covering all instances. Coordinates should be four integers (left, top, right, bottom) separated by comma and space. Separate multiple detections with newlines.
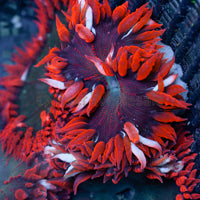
0, 0, 200, 200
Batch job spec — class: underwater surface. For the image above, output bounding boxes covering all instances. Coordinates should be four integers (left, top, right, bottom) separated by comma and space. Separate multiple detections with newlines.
0, 0, 200, 199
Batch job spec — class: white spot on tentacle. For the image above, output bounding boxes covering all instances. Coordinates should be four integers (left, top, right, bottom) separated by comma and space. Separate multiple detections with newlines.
152, 74, 178, 91
131, 142, 146, 169
121, 26, 134, 40
39, 179, 56, 190
39, 78, 66, 90
159, 161, 183, 174
139, 135, 162, 153
105, 44, 114, 66
64, 165, 81, 179
73, 86, 95, 112
153, 154, 184, 175
21, 67, 30, 82
44, 146, 62, 156
85, 55, 107, 76
78, 0, 85, 9
85, 6, 93, 31
79, 0, 95, 34
53, 153, 76, 163
91, 27, 96, 35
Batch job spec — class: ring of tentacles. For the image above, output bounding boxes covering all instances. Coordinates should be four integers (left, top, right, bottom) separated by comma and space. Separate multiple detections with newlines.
0, 0, 200, 200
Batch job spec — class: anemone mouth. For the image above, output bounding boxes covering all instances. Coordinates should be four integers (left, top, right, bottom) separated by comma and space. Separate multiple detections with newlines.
88, 72, 159, 142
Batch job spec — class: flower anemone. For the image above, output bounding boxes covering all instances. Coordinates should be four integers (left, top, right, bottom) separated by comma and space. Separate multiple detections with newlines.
1, 0, 200, 200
